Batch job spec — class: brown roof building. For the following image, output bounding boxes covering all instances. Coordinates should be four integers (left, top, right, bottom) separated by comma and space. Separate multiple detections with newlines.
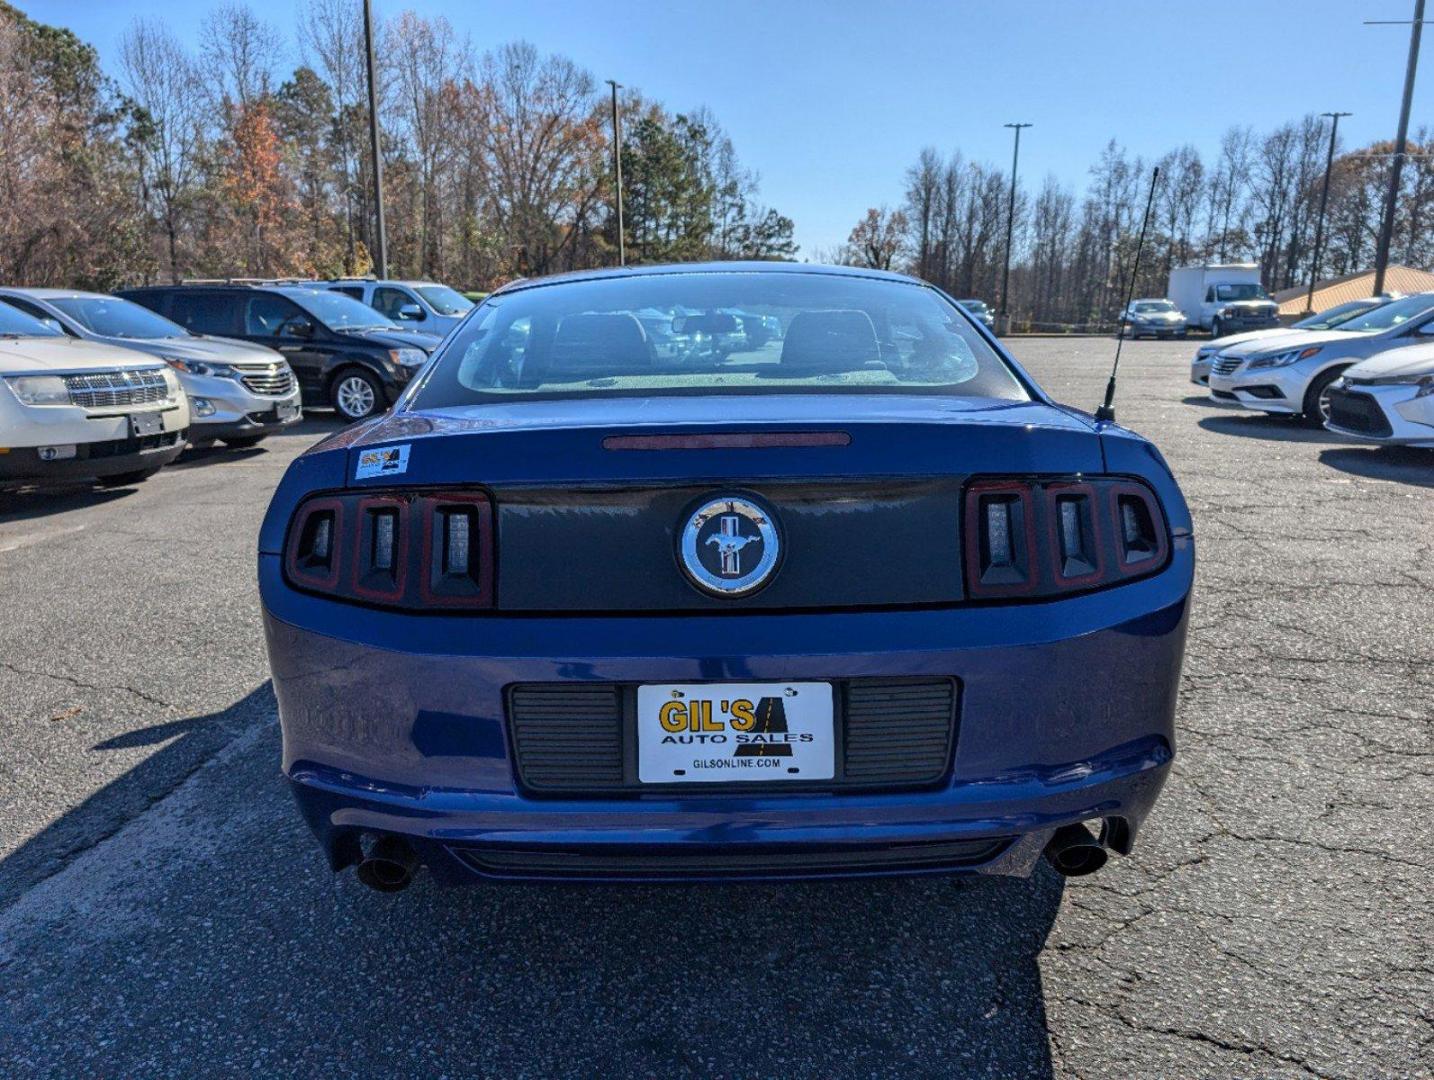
1272, 264, 1434, 316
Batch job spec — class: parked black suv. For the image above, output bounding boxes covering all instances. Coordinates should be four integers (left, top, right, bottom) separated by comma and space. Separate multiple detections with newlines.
118, 285, 443, 420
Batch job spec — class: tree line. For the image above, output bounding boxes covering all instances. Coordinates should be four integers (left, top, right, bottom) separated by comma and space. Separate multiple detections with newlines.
0, 0, 796, 291
838, 122, 1434, 329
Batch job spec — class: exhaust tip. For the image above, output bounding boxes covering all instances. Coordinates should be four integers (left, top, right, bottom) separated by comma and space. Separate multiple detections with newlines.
355, 835, 419, 892
1044, 822, 1109, 877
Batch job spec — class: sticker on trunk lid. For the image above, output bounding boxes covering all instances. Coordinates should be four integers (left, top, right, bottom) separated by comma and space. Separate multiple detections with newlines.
355, 443, 410, 479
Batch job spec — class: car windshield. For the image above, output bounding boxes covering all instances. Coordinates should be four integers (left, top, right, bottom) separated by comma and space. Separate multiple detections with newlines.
413, 284, 474, 317
0, 302, 63, 337
1292, 300, 1380, 330
283, 288, 398, 330
1215, 283, 1268, 301
410, 271, 1030, 408
1331, 293, 1434, 333
960, 300, 988, 312
49, 296, 188, 339
1133, 301, 1176, 313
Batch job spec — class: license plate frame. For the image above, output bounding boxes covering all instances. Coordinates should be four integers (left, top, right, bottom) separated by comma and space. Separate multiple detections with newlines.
636, 681, 835, 784
129, 411, 163, 438
275, 403, 299, 422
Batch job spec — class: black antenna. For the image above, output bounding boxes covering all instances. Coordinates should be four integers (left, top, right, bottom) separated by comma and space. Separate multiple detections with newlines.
1095, 166, 1160, 423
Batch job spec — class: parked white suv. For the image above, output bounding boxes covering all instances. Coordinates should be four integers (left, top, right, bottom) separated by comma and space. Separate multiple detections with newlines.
0, 303, 188, 486
0, 289, 301, 449
319, 279, 474, 337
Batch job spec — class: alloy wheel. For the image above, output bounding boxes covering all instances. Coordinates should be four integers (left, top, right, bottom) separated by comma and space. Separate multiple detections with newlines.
336, 375, 377, 419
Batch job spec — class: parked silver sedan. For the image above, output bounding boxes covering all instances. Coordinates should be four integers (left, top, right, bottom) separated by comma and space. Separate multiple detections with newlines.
1189, 296, 1394, 386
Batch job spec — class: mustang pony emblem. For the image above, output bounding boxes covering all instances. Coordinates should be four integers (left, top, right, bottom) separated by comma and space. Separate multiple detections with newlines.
705, 514, 762, 575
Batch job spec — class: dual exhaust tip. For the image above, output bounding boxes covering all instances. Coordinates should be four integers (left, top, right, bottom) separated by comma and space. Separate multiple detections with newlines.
354, 821, 1119, 889
1043, 821, 1112, 877
355, 835, 419, 892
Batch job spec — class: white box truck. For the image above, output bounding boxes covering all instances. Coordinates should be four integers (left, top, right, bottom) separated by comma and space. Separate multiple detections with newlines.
1167, 264, 1280, 338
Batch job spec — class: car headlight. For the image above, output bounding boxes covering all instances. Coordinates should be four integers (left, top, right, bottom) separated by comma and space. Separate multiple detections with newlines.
1246, 345, 1322, 371
4, 374, 70, 406
160, 367, 182, 398
389, 348, 428, 368
1359, 371, 1434, 387
164, 356, 237, 378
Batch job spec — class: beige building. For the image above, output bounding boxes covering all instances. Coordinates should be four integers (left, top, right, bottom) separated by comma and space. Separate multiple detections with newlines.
1272, 264, 1434, 317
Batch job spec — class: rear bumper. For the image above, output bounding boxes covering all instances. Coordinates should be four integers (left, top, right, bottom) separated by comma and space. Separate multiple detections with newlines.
261, 538, 1193, 882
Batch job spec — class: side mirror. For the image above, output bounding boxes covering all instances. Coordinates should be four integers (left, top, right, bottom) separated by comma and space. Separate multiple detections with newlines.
285, 317, 315, 339
398, 304, 424, 321
670, 316, 688, 334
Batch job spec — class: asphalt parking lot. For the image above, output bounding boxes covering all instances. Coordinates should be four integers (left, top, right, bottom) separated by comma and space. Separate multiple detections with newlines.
1, 341, 1430, 1079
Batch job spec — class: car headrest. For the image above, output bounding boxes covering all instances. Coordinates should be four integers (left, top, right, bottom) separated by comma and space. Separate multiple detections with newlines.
779, 310, 880, 370
548, 312, 652, 375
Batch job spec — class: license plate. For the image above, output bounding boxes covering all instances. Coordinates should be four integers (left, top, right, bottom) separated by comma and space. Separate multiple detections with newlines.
637, 682, 834, 784
276, 403, 299, 422
129, 412, 163, 438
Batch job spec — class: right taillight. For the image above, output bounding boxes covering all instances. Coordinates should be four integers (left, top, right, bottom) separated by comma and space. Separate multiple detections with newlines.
284, 489, 494, 610
965, 476, 1169, 600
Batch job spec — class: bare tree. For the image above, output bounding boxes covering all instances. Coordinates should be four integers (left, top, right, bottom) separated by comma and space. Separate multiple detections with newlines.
120, 20, 206, 281
298, 0, 367, 263
201, 2, 282, 110
846, 206, 908, 269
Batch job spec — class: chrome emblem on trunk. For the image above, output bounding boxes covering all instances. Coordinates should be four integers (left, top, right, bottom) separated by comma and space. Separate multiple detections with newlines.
679, 496, 780, 597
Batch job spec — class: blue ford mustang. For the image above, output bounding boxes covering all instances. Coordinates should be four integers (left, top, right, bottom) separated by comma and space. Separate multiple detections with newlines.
258, 263, 1193, 890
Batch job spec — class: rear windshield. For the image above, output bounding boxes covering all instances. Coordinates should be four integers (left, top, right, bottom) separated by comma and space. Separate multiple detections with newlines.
410, 271, 1029, 407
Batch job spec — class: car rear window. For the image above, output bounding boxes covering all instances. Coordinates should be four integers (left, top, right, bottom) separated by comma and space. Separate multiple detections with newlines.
165, 293, 239, 335
409, 271, 1029, 407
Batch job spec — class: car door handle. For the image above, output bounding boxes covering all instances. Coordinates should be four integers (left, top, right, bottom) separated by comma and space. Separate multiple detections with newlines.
279, 345, 302, 352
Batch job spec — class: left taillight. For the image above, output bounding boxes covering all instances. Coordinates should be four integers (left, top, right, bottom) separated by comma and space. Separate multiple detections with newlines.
283, 490, 494, 610
964, 476, 1169, 601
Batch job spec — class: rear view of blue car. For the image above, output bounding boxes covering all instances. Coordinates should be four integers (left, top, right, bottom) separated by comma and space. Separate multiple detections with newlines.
257, 263, 1194, 890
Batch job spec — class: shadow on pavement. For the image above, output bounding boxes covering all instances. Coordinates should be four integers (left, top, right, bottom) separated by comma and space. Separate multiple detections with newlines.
0, 484, 136, 523
1319, 445, 1434, 488
1179, 394, 1223, 408
0, 683, 276, 908
1197, 413, 1350, 444
0, 684, 1064, 1078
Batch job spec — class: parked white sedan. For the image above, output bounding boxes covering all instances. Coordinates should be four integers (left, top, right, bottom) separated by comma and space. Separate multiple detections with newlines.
1325, 344, 1434, 447
1206, 293, 1434, 425
0, 303, 188, 486
1190, 296, 1393, 386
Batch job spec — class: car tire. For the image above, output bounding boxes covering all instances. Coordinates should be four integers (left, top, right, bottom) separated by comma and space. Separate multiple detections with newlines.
1301, 366, 1348, 428
221, 435, 265, 449
97, 467, 162, 488
1210, 317, 1223, 339
330, 369, 384, 421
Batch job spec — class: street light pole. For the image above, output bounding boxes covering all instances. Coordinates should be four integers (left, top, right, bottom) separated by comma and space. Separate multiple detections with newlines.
1000, 123, 1032, 335
1369, 0, 1426, 295
1306, 111, 1351, 314
363, 0, 387, 278
606, 79, 625, 267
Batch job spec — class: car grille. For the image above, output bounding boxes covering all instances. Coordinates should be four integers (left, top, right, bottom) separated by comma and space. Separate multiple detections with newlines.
236, 364, 295, 396
64, 370, 168, 409
451, 837, 1010, 880
1327, 390, 1394, 437
507, 677, 958, 796
1211, 355, 1242, 377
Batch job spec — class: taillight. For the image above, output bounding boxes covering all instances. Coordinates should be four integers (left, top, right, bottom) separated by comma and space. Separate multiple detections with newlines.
284, 490, 494, 610
964, 477, 1168, 600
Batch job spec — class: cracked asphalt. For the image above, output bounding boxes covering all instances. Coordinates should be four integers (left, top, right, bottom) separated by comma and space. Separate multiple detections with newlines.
1, 341, 1430, 1079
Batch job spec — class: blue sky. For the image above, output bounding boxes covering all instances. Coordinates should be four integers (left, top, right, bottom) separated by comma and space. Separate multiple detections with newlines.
18, 0, 1434, 256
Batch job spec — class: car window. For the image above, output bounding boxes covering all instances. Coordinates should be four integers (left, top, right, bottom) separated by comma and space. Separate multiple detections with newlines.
1332, 293, 1434, 333
415, 271, 1029, 408
246, 294, 308, 337
332, 286, 364, 300
374, 286, 417, 320
413, 284, 474, 316
167, 293, 239, 335
49, 297, 187, 339
1, 296, 72, 334
1293, 300, 1377, 330
0, 300, 65, 337
280, 288, 397, 330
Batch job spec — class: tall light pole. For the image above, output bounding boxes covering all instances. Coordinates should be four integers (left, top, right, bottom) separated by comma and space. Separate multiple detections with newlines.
606, 79, 625, 266
363, 0, 387, 278
1368, 0, 1426, 295
1000, 123, 1032, 334
1306, 111, 1351, 314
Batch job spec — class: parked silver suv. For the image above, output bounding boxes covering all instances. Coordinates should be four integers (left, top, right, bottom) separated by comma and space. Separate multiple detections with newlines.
319, 279, 474, 337
0, 289, 301, 448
